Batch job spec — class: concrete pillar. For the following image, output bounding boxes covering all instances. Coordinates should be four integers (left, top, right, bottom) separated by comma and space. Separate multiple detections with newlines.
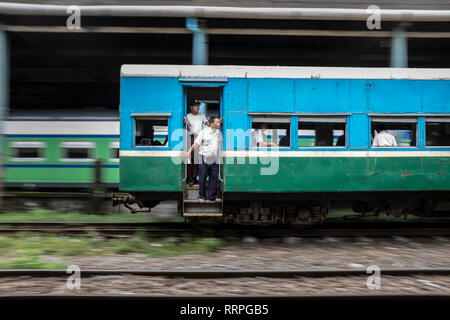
390, 27, 408, 68
186, 18, 208, 65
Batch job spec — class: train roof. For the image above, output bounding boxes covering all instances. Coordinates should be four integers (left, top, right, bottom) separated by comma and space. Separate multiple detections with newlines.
121, 65, 450, 80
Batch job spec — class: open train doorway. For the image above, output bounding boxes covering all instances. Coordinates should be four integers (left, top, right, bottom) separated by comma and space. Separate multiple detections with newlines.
182, 86, 224, 219
183, 85, 223, 169
184, 86, 222, 120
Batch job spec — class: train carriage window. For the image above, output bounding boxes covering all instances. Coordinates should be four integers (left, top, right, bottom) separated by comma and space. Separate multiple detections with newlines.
371, 117, 417, 147
11, 141, 45, 162
426, 118, 450, 147
61, 141, 94, 162
110, 141, 120, 162
298, 116, 346, 147
134, 116, 168, 147
251, 115, 290, 148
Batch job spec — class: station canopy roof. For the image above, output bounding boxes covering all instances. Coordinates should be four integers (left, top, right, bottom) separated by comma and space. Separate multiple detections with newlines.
5, 0, 450, 10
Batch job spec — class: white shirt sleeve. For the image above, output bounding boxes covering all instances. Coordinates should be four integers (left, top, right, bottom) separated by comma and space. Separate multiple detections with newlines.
252, 129, 265, 147
252, 130, 258, 147
202, 114, 208, 124
372, 134, 379, 147
194, 129, 204, 146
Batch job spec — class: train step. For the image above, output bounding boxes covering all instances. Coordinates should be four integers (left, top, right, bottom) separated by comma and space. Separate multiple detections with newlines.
183, 212, 223, 217
183, 200, 222, 216
185, 185, 221, 200
184, 199, 222, 203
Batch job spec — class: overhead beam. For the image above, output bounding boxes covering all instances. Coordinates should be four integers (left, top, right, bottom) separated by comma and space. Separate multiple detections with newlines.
0, 3, 450, 21
4, 25, 450, 38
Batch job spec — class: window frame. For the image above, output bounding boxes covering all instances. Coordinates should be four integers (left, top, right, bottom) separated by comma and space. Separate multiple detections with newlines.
132, 113, 171, 149
109, 141, 120, 163
10, 141, 46, 162
249, 114, 292, 149
425, 117, 450, 148
60, 141, 95, 162
297, 115, 347, 148
370, 116, 418, 149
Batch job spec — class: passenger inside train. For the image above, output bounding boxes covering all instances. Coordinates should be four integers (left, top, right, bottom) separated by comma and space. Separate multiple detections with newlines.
251, 117, 290, 148
371, 119, 416, 147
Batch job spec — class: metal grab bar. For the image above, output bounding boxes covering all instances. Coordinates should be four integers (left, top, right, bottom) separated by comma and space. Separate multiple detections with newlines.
182, 131, 189, 183
218, 150, 224, 183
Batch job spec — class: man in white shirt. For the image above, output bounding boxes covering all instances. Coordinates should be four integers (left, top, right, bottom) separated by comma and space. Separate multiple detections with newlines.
186, 117, 222, 202
252, 123, 276, 147
372, 126, 398, 147
184, 101, 208, 185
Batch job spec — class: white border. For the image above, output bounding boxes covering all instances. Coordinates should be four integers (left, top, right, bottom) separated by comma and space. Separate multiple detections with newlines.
11, 141, 45, 148
5, 121, 119, 135
61, 141, 95, 148
11, 157, 45, 162
121, 65, 450, 80
120, 150, 450, 158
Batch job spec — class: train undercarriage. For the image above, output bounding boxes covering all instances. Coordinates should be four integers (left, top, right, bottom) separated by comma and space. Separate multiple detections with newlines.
113, 190, 450, 225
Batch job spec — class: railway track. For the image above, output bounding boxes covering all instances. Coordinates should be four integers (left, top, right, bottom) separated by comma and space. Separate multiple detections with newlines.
0, 268, 449, 299
0, 221, 450, 238
1, 294, 448, 300
1, 267, 450, 278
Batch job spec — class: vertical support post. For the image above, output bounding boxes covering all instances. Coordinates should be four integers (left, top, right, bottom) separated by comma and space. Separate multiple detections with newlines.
186, 18, 208, 65
0, 26, 9, 209
91, 158, 104, 213
291, 116, 298, 149
390, 27, 408, 68
418, 116, 426, 149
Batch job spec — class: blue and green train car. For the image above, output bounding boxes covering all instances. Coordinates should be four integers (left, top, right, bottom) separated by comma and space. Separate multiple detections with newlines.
119, 65, 450, 224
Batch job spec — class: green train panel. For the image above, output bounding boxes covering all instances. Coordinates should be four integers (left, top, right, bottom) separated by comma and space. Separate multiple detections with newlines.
4, 120, 120, 188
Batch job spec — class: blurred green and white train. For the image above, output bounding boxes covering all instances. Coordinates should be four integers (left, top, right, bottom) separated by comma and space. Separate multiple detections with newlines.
2, 111, 121, 190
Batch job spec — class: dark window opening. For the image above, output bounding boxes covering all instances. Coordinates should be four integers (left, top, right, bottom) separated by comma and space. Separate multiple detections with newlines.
65, 148, 90, 159
298, 118, 346, 147
135, 118, 168, 147
11, 141, 45, 161
426, 120, 450, 147
15, 148, 40, 158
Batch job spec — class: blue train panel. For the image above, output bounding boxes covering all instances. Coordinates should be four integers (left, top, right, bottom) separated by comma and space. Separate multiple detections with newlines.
120, 66, 450, 152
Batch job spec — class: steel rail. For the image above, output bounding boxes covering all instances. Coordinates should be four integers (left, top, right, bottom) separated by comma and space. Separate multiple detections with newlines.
0, 3, 449, 21
0, 222, 450, 237
1, 267, 450, 278
0, 293, 449, 300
